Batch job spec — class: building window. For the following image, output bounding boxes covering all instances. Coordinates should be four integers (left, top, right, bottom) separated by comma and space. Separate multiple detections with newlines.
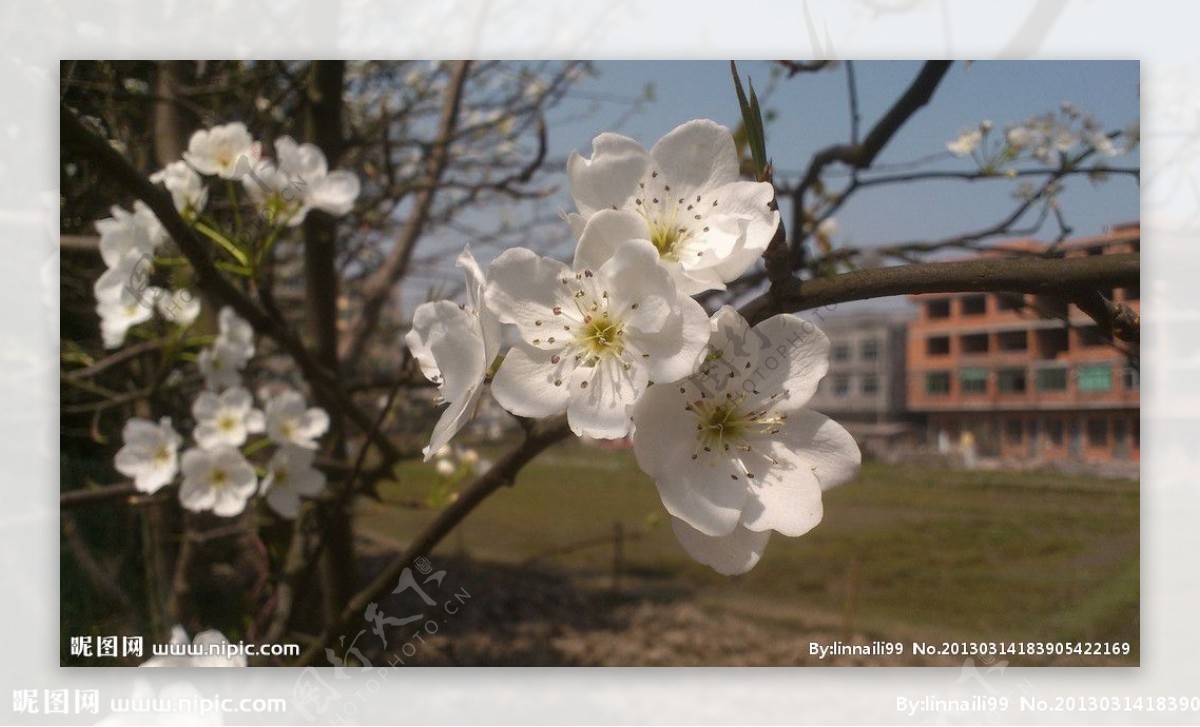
1035, 327, 1069, 359
1078, 325, 1109, 347
832, 343, 851, 362
961, 295, 987, 316
861, 374, 879, 395
1123, 367, 1140, 390
1087, 417, 1109, 447
961, 333, 989, 355
925, 372, 951, 395
860, 339, 879, 361
1078, 364, 1113, 392
997, 330, 1028, 352
832, 374, 850, 397
1133, 419, 1140, 449
926, 336, 950, 356
1046, 419, 1064, 446
1124, 284, 1140, 302
1036, 367, 1069, 392
926, 299, 951, 319
1005, 418, 1023, 444
995, 294, 1024, 311
960, 368, 987, 395
997, 368, 1027, 393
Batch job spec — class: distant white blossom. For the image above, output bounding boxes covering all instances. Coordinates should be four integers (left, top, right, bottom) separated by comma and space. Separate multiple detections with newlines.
242, 136, 360, 226
178, 445, 257, 517
264, 390, 329, 450
184, 122, 257, 179
150, 160, 208, 214
946, 127, 983, 157
114, 417, 181, 494
260, 445, 326, 519
191, 387, 264, 450
155, 288, 201, 327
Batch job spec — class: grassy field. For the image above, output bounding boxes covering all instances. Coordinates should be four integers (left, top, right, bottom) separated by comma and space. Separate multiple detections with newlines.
358, 439, 1139, 661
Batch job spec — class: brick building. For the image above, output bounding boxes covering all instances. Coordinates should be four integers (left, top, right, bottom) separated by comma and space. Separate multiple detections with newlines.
906, 223, 1140, 468
808, 311, 913, 457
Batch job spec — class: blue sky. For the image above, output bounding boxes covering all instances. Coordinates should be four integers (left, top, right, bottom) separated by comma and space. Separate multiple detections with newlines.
549, 60, 1139, 250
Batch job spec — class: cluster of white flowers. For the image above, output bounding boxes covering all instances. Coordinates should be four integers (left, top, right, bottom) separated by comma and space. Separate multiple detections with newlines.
112, 306, 328, 519
91, 202, 200, 348
406, 120, 861, 574
947, 106, 1137, 169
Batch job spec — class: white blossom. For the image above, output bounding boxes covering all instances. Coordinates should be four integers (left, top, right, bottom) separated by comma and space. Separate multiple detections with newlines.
264, 390, 329, 450
150, 160, 208, 214
260, 445, 326, 519
191, 387, 264, 450
96, 284, 157, 349
178, 445, 257, 517
631, 306, 861, 575
94, 202, 165, 269
567, 119, 779, 296
197, 307, 255, 390
114, 417, 181, 494
184, 121, 257, 179
405, 246, 502, 460
242, 136, 360, 226
155, 288, 201, 327
485, 238, 710, 439
946, 127, 983, 157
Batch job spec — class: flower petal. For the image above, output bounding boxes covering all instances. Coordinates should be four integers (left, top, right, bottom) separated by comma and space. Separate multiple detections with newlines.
596, 238, 673, 334
705, 181, 779, 283
424, 384, 482, 460
572, 209, 651, 274
670, 517, 770, 576
776, 408, 862, 491
632, 382, 747, 536
742, 313, 830, 411
737, 444, 824, 537
567, 132, 649, 217
308, 170, 360, 216
627, 295, 710, 384
648, 119, 740, 199
565, 354, 647, 439
490, 342, 572, 420
484, 247, 576, 342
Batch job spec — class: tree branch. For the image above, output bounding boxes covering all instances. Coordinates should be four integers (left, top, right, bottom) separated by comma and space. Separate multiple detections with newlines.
338, 60, 472, 364
60, 104, 405, 466
742, 252, 1139, 325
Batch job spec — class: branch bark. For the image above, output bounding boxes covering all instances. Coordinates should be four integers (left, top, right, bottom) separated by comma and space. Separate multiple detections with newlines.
338, 60, 472, 364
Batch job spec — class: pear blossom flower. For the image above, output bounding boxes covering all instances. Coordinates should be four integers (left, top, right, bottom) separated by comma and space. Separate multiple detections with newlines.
191, 387, 264, 450
178, 445, 257, 517
150, 160, 208, 214
184, 121, 257, 179
242, 136, 361, 226
264, 390, 329, 450
114, 417, 181, 494
139, 625, 246, 667
155, 288, 201, 327
404, 246, 502, 460
631, 306, 861, 575
198, 307, 256, 390
567, 119, 779, 295
96, 284, 157, 349
95, 202, 165, 269
260, 445, 326, 519
485, 238, 710, 439
198, 341, 249, 391
435, 458, 456, 478
946, 127, 983, 157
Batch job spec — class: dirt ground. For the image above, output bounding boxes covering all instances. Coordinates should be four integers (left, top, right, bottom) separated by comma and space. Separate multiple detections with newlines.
347, 542, 1128, 668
